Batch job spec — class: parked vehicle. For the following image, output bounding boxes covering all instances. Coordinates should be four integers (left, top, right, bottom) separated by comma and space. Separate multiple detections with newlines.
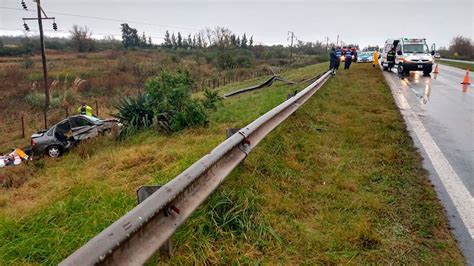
381, 38, 436, 76
31, 115, 118, 157
357, 51, 374, 63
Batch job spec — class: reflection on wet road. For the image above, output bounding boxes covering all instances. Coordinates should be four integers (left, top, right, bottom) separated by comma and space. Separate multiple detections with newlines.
384, 64, 474, 263
396, 65, 473, 195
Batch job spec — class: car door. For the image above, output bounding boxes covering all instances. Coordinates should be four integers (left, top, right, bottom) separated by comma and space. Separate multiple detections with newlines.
395, 41, 402, 65
68, 116, 99, 140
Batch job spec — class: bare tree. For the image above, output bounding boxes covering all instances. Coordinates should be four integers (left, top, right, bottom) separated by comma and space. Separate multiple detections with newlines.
69, 25, 95, 52
449, 36, 474, 59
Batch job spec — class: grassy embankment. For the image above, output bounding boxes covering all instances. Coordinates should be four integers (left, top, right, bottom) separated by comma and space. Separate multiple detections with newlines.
0, 63, 463, 264
437, 58, 473, 71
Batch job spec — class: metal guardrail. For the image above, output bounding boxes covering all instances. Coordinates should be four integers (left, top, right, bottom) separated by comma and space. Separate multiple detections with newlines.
223, 73, 322, 98
60, 70, 332, 266
223, 75, 278, 98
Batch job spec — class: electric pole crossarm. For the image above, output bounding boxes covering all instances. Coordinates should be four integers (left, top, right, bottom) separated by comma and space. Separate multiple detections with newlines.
22, 17, 55, 21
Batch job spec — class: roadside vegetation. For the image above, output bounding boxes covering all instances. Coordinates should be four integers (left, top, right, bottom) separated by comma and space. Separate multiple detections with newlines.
437, 58, 473, 71
0, 63, 463, 264
438, 35, 473, 61
0, 25, 328, 153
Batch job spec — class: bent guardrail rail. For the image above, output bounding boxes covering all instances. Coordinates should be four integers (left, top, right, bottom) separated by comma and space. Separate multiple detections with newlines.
60, 70, 332, 266
223, 75, 277, 98
223, 73, 323, 98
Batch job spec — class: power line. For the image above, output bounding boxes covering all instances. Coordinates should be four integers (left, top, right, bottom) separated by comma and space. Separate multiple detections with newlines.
0, 27, 164, 40
0, 6, 198, 31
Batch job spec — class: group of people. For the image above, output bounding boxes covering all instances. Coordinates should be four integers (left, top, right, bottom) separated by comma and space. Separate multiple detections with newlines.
329, 46, 358, 75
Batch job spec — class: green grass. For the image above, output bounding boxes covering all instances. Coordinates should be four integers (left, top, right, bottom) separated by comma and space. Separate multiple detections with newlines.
0, 63, 463, 264
437, 58, 473, 71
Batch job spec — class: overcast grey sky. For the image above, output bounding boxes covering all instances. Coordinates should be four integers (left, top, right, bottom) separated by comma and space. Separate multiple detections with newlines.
1, 0, 473, 48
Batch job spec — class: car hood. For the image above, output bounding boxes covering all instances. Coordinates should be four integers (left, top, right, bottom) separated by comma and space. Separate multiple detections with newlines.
404, 53, 432, 60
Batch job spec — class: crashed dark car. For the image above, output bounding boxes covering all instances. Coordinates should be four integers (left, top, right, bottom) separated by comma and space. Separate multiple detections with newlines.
31, 115, 118, 157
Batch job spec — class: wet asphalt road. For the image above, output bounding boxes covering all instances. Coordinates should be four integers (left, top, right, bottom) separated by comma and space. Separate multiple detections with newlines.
383, 64, 474, 264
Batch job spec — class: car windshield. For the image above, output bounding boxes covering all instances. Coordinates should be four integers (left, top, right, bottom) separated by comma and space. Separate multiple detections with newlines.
403, 44, 429, 53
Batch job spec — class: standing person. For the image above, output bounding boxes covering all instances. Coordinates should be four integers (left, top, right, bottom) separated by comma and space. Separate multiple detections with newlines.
373, 49, 379, 67
352, 47, 358, 63
335, 47, 342, 70
77, 102, 93, 116
344, 46, 353, 69
387, 47, 396, 72
329, 47, 338, 75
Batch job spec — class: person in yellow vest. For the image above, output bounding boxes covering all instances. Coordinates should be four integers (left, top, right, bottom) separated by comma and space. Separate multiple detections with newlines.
77, 102, 93, 116
373, 50, 379, 68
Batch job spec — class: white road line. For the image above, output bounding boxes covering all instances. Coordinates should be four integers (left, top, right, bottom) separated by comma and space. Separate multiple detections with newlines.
385, 74, 474, 239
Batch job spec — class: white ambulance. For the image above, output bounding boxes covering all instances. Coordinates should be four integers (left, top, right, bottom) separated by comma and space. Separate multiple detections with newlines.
381, 38, 436, 76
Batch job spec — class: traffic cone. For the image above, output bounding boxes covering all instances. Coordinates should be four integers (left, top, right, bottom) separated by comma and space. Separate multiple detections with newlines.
461, 68, 470, 85
433, 64, 439, 74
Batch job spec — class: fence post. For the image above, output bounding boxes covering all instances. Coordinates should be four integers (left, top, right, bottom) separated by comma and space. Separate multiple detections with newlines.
43, 111, 48, 129
21, 115, 25, 138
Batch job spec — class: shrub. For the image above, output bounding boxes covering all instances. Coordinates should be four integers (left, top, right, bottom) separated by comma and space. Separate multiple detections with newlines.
25, 92, 60, 110
115, 70, 208, 135
170, 100, 208, 131
21, 56, 34, 69
114, 93, 154, 136
202, 89, 222, 110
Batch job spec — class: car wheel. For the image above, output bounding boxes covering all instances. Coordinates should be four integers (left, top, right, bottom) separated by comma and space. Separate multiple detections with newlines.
46, 145, 62, 158
398, 65, 405, 77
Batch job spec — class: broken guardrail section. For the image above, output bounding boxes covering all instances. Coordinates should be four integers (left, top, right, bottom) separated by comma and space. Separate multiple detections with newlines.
60, 70, 332, 266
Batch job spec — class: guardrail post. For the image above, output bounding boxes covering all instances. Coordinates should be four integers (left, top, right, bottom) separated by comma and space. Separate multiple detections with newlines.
136, 185, 173, 259
226, 128, 245, 166
287, 90, 298, 100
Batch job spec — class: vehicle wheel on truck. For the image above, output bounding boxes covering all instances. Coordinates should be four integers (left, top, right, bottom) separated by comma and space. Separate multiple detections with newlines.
46, 145, 62, 158
398, 65, 405, 77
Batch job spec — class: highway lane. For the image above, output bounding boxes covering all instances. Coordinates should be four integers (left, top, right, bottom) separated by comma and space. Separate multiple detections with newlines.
383, 64, 474, 264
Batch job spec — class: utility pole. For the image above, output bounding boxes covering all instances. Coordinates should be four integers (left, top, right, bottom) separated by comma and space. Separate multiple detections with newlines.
325, 36, 329, 52
336, 34, 339, 46
288, 31, 295, 64
22, 0, 57, 128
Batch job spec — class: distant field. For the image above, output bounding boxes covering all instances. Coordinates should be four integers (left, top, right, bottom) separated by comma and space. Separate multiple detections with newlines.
437, 58, 473, 71
0, 63, 463, 264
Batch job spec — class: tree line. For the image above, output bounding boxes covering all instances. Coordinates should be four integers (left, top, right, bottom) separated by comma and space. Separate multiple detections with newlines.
438, 36, 474, 60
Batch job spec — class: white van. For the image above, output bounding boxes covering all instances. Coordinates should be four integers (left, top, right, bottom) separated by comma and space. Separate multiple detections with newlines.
381, 38, 435, 76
